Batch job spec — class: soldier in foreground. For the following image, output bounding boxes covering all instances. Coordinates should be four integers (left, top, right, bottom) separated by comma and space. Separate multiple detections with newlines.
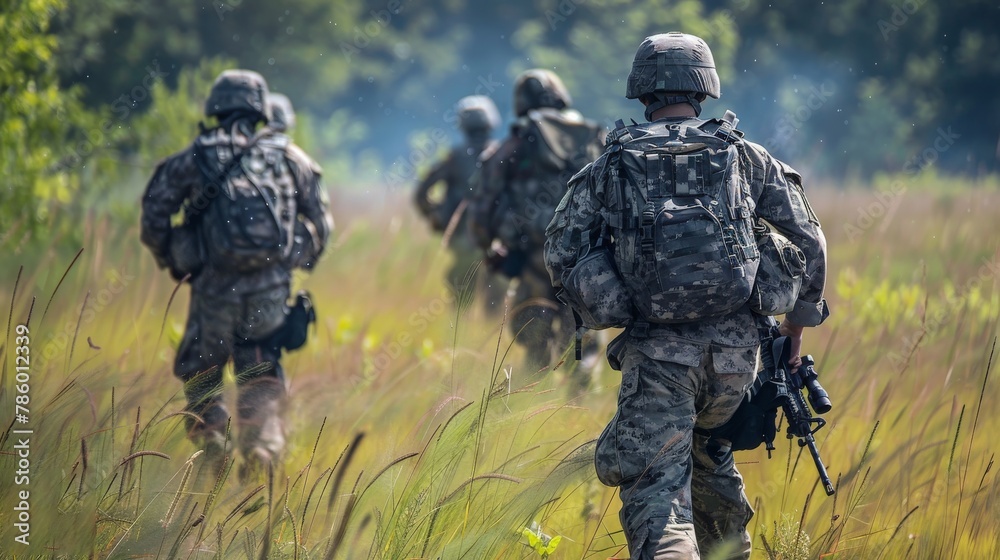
413, 95, 505, 313
140, 71, 332, 477
545, 33, 829, 558
468, 69, 605, 390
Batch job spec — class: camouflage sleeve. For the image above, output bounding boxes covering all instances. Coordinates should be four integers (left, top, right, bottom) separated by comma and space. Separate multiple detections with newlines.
287, 143, 333, 270
544, 159, 605, 288
140, 147, 199, 270
467, 138, 515, 250
413, 154, 451, 222
745, 142, 829, 326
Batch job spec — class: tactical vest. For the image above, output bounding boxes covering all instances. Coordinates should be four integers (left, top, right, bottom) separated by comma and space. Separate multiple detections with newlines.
604, 113, 759, 323
192, 127, 298, 273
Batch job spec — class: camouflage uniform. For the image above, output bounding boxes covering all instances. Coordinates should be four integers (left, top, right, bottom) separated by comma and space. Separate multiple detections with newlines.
468, 70, 605, 383
140, 72, 332, 472
414, 96, 506, 313
544, 34, 829, 558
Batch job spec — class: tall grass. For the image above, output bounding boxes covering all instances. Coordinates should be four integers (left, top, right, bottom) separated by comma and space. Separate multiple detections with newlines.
1, 185, 998, 558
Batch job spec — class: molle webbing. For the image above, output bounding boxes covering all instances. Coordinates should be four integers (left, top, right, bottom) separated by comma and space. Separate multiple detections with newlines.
671, 152, 707, 196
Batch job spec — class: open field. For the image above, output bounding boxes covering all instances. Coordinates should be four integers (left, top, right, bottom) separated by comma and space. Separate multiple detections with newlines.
2, 183, 999, 559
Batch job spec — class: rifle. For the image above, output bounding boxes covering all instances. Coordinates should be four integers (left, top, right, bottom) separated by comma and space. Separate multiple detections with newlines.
707, 314, 836, 496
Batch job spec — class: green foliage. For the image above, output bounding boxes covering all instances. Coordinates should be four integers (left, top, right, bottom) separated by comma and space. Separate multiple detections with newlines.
0, 0, 92, 239
725, 0, 1000, 176
522, 522, 562, 557
762, 514, 811, 560
304, 107, 374, 185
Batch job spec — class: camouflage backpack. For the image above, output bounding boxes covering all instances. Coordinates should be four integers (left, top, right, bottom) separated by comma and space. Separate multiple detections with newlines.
603, 111, 760, 323
495, 108, 604, 251
192, 126, 298, 272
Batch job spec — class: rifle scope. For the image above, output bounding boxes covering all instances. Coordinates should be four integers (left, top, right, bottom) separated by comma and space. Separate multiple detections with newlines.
799, 355, 832, 414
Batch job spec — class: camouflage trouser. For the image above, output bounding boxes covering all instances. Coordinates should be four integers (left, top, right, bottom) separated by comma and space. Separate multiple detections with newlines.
595, 336, 758, 559
509, 270, 569, 370
174, 284, 289, 461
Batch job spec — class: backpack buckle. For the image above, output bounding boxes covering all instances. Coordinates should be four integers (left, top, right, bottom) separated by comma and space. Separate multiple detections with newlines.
630, 320, 649, 338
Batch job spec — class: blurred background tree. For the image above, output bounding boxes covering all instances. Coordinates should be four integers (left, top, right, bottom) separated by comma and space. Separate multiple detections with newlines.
4, 0, 999, 242
2, 0, 92, 239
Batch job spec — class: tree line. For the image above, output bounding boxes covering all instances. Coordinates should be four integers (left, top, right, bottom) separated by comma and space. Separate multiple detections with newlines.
3, 0, 998, 241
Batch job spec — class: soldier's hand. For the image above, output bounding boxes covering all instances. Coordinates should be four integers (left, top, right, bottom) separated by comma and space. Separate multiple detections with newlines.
484, 249, 507, 272
483, 239, 509, 270
778, 318, 805, 372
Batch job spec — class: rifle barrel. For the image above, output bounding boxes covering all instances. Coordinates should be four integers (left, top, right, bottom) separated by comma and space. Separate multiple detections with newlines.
806, 436, 836, 496
790, 379, 836, 496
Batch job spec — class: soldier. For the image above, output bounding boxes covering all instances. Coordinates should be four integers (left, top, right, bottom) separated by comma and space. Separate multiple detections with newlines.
413, 95, 505, 313
268, 92, 296, 134
140, 70, 332, 477
468, 69, 604, 388
544, 33, 829, 558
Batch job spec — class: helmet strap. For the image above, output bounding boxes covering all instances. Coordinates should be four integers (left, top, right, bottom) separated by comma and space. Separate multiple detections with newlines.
644, 92, 703, 121
216, 110, 263, 130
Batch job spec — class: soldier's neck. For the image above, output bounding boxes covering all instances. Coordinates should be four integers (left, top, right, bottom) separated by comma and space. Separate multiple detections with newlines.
650, 103, 698, 120
465, 131, 490, 149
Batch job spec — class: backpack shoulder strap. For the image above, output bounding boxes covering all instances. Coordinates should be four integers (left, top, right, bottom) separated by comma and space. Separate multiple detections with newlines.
736, 138, 767, 194
606, 118, 634, 147
603, 119, 635, 230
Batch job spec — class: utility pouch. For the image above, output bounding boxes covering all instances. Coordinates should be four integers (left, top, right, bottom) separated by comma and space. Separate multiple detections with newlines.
700, 368, 779, 468
749, 229, 805, 316
561, 243, 632, 330
280, 291, 316, 351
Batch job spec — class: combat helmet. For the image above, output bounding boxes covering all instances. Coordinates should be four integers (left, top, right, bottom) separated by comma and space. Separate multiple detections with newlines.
455, 95, 501, 134
513, 69, 572, 117
268, 92, 296, 132
626, 32, 720, 119
205, 69, 271, 122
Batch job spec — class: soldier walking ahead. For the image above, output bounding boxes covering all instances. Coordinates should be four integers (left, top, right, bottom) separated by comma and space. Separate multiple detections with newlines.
413, 95, 505, 313
545, 34, 829, 558
469, 69, 605, 389
141, 70, 332, 476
